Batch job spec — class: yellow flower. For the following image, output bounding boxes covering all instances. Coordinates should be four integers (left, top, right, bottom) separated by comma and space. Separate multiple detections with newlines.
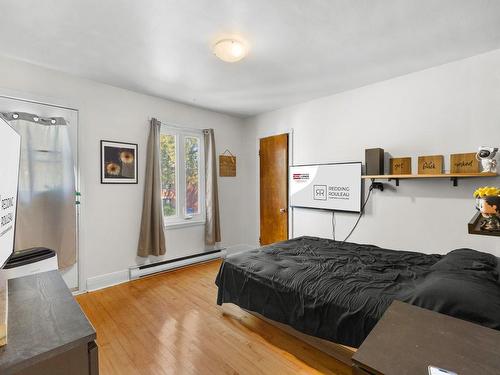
106, 162, 121, 176
474, 186, 500, 198
120, 151, 134, 164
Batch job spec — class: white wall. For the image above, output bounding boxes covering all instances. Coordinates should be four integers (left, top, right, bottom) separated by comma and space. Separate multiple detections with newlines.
0, 56, 251, 290
2, 46, 500, 291
244, 49, 500, 256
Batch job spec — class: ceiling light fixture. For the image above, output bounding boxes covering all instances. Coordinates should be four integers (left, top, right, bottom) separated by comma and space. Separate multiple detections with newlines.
213, 38, 248, 63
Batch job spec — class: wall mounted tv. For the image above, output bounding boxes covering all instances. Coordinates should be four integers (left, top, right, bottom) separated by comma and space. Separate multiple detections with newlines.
0, 117, 21, 268
290, 162, 362, 213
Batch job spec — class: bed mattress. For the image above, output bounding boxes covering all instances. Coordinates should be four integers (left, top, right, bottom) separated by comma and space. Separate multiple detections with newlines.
216, 236, 500, 348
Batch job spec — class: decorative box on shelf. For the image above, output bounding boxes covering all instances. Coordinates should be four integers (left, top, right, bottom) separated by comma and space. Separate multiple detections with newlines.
418, 155, 444, 175
389, 157, 411, 175
450, 152, 480, 174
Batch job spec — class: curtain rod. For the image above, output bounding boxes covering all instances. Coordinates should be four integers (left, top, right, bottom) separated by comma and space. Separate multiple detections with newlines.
2, 111, 67, 125
150, 117, 203, 133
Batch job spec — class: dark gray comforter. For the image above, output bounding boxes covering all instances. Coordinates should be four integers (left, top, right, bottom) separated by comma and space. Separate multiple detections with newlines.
215, 236, 500, 347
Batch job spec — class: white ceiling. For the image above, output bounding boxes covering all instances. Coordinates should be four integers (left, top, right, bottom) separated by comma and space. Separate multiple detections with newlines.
1, 0, 500, 117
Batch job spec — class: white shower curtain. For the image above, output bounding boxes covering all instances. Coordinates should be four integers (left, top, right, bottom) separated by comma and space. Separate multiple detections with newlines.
6, 112, 76, 269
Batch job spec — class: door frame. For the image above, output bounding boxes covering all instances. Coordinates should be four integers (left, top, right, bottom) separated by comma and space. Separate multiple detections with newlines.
258, 128, 295, 244
0, 88, 85, 292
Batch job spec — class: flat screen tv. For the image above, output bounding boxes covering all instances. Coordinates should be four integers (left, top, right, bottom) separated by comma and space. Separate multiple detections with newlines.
0, 116, 21, 268
290, 162, 362, 213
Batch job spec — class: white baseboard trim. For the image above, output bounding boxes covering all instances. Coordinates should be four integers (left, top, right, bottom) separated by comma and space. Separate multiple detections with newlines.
85, 244, 256, 292
86, 269, 130, 292
130, 250, 224, 279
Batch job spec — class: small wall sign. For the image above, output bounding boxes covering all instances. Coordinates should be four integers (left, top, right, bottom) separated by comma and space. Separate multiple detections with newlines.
450, 152, 479, 173
418, 155, 444, 175
219, 150, 236, 177
389, 157, 412, 175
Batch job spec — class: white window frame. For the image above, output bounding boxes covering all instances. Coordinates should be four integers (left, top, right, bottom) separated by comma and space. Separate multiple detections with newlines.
160, 125, 205, 228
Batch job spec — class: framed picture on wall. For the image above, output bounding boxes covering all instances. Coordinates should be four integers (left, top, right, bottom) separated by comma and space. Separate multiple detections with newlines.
100, 140, 138, 184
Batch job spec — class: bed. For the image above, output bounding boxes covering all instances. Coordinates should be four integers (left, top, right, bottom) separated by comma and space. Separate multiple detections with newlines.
216, 236, 500, 348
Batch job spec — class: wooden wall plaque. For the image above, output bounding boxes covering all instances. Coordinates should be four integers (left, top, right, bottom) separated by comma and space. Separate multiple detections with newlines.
389, 157, 412, 175
219, 155, 236, 177
418, 155, 444, 175
450, 153, 479, 173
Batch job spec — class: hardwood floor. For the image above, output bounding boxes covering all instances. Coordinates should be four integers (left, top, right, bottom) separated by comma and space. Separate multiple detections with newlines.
76, 260, 352, 375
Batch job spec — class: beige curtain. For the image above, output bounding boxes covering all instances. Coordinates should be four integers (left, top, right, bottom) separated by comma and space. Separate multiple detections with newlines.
138, 118, 166, 257
204, 129, 221, 245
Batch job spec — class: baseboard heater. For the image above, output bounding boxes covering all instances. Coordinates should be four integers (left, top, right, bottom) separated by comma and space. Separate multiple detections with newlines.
129, 249, 224, 280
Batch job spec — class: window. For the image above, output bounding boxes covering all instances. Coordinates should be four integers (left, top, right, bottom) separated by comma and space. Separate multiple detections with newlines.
160, 126, 205, 226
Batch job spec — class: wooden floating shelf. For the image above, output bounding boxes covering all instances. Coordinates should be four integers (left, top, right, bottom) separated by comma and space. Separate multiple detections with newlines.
362, 172, 497, 186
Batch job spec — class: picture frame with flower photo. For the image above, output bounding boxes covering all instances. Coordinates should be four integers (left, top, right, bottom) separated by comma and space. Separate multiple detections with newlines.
100, 140, 138, 184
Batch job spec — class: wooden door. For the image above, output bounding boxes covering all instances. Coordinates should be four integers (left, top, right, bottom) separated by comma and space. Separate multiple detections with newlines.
260, 134, 288, 245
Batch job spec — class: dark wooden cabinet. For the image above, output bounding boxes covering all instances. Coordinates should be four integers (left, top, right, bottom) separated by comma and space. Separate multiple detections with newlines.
352, 301, 500, 375
0, 271, 98, 375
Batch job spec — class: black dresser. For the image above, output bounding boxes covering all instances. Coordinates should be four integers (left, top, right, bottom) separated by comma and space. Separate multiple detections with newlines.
0, 271, 98, 375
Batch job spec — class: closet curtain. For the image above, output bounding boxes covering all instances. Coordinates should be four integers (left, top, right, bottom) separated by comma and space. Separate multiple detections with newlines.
203, 129, 221, 245
4, 112, 76, 269
138, 118, 166, 257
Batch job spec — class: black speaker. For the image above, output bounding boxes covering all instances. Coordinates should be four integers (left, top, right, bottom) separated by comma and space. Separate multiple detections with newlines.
365, 148, 384, 175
